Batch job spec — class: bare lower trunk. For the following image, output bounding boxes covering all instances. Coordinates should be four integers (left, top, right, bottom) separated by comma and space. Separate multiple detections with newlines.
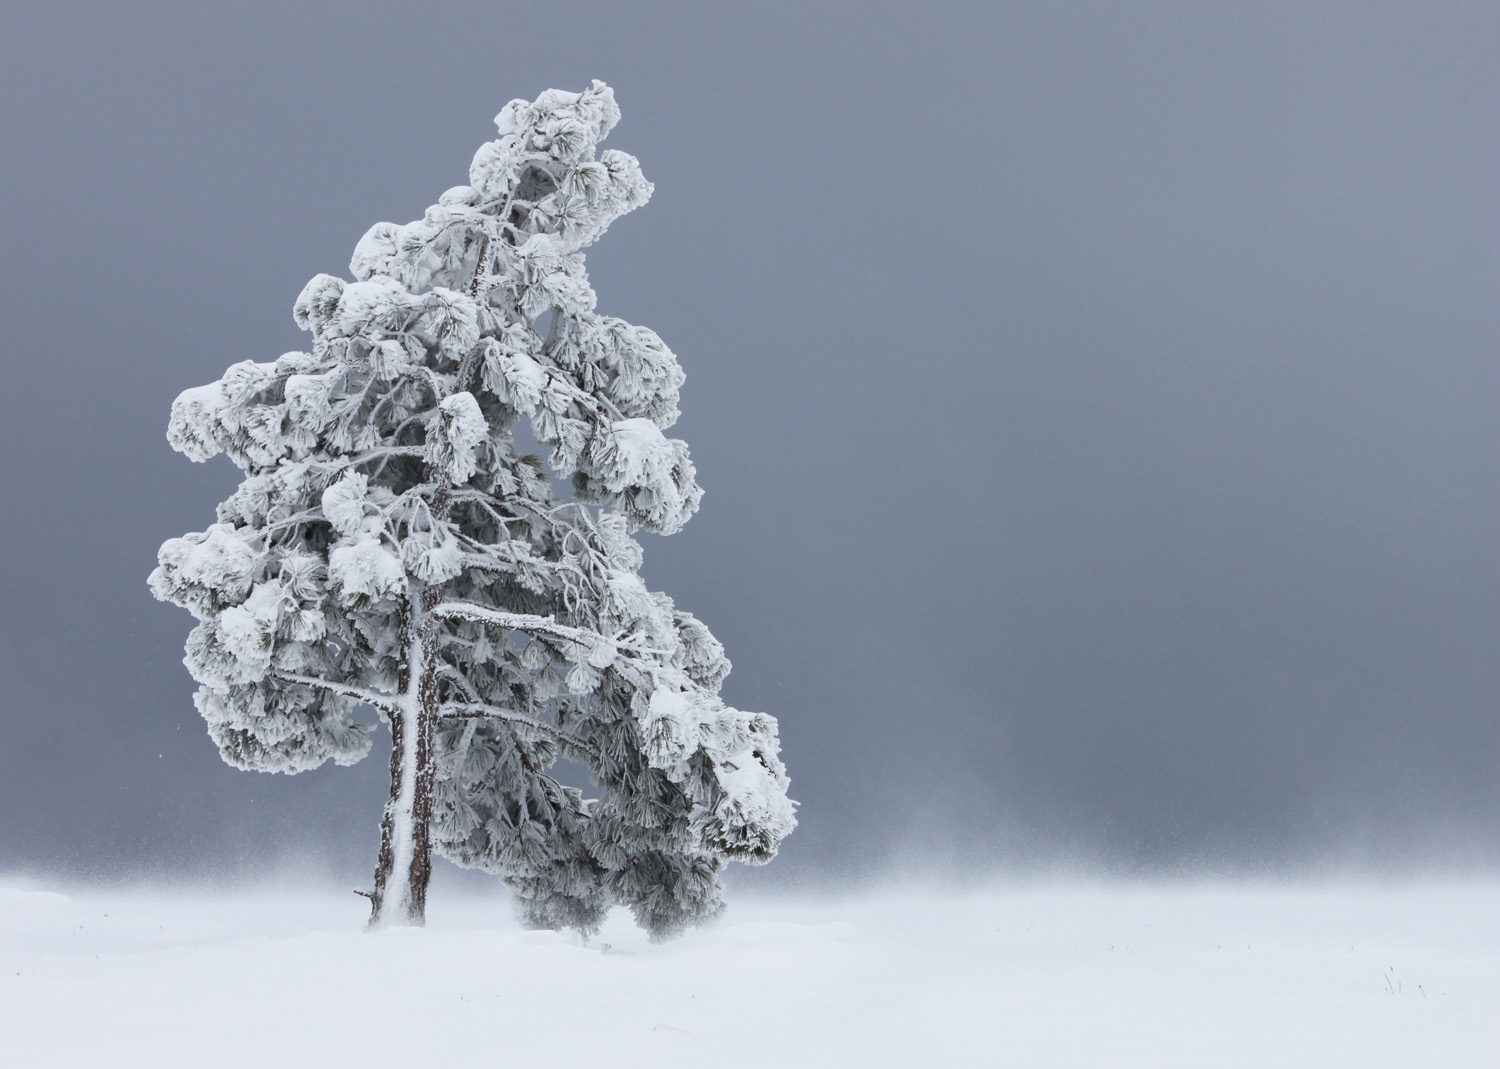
368, 709, 434, 927
368, 590, 436, 928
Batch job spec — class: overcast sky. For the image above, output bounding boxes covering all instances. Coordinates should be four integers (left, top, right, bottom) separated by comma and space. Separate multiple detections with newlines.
0, 2, 1494, 886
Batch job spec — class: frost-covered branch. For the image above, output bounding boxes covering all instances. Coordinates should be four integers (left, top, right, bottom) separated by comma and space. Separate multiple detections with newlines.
429, 600, 673, 695
434, 663, 481, 702
429, 600, 598, 649
436, 702, 600, 759
270, 670, 401, 716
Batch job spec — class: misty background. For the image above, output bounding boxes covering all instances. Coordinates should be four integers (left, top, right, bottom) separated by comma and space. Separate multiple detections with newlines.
0, 2, 1494, 887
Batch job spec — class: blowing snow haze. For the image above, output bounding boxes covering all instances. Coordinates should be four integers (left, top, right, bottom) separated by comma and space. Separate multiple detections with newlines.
0, 2, 1495, 886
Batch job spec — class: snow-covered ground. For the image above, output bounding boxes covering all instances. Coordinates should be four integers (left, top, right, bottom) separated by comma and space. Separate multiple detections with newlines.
1, 878, 1494, 1067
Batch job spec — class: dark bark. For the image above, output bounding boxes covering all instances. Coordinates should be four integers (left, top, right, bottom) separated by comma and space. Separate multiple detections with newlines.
407, 659, 437, 920
367, 593, 438, 928
368, 710, 407, 926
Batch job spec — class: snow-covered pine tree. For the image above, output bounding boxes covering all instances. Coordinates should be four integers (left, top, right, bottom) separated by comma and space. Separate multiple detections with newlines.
150, 82, 795, 934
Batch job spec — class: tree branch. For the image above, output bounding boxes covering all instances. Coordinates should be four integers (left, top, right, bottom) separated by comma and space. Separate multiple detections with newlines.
270, 671, 402, 716
428, 601, 597, 648
428, 600, 663, 688
436, 702, 601, 759
435, 663, 481, 703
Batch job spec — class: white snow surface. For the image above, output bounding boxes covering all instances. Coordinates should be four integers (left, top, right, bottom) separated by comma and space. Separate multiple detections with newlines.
1, 879, 1493, 1067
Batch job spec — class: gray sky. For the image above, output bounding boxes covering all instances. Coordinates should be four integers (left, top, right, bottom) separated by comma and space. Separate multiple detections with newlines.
0, 1, 1494, 885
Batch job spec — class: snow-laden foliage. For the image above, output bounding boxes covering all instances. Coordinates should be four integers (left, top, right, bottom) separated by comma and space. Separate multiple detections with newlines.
151, 82, 794, 935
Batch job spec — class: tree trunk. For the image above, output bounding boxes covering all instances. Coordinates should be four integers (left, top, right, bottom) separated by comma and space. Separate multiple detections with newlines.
368, 590, 437, 928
